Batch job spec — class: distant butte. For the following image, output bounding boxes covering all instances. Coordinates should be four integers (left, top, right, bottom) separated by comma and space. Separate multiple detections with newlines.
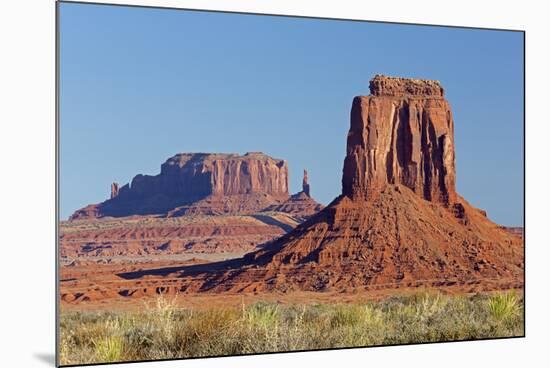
70, 152, 323, 220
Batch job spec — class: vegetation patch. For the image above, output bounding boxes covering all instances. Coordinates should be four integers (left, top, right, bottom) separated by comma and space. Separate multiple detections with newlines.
59, 291, 524, 366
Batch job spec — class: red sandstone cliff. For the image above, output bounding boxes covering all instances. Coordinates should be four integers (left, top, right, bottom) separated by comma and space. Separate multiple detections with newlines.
343, 75, 455, 205
160, 152, 288, 198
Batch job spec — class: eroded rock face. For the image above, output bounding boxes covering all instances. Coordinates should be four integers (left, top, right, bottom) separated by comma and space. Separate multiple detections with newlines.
160, 152, 288, 198
70, 152, 289, 219
343, 76, 456, 205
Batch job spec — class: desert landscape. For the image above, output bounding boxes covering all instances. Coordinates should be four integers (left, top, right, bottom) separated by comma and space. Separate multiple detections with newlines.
59, 76, 524, 365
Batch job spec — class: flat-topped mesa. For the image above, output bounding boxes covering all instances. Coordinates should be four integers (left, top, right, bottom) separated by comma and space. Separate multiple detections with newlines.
160, 152, 289, 197
70, 152, 290, 219
343, 75, 456, 206
369, 75, 445, 98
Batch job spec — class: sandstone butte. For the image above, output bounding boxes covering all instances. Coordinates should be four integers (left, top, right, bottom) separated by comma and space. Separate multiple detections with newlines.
148, 75, 523, 293
69, 152, 323, 219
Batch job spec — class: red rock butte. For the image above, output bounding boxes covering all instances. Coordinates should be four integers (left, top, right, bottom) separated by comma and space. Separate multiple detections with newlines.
171, 75, 523, 293
70, 152, 322, 219
343, 74, 455, 205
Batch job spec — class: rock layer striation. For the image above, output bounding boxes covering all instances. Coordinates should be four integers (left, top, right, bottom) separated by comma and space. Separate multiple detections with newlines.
343, 75, 455, 205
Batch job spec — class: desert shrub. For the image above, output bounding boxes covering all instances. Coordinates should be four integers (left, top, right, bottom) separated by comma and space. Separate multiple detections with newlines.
93, 334, 124, 362
243, 301, 280, 329
330, 304, 365, 327
487, 291, 522, 323
59, 291, 524, 365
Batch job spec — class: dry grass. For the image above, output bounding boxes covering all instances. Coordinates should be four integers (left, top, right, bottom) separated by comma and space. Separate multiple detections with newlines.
59, 291, 524, 366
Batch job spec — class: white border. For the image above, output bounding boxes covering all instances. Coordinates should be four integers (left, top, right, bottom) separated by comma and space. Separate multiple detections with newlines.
1, 1, 549, 367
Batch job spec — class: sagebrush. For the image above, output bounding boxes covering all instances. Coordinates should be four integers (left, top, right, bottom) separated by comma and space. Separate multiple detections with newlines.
59, 291, 524, 365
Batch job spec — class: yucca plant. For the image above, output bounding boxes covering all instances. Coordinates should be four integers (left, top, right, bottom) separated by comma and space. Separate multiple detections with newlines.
93, 335, 124, 363
487, 292, 521, 323
243, 301, 280, 329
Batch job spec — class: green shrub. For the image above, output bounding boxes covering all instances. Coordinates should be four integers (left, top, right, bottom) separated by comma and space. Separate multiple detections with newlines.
59, 291, 524, 365
93, 335, 124, 363
488, 291, 522, 323
243, 301, 280, 329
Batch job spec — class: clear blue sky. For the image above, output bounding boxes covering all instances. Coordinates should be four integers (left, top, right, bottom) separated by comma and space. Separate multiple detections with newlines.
59, 3, 524, 225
